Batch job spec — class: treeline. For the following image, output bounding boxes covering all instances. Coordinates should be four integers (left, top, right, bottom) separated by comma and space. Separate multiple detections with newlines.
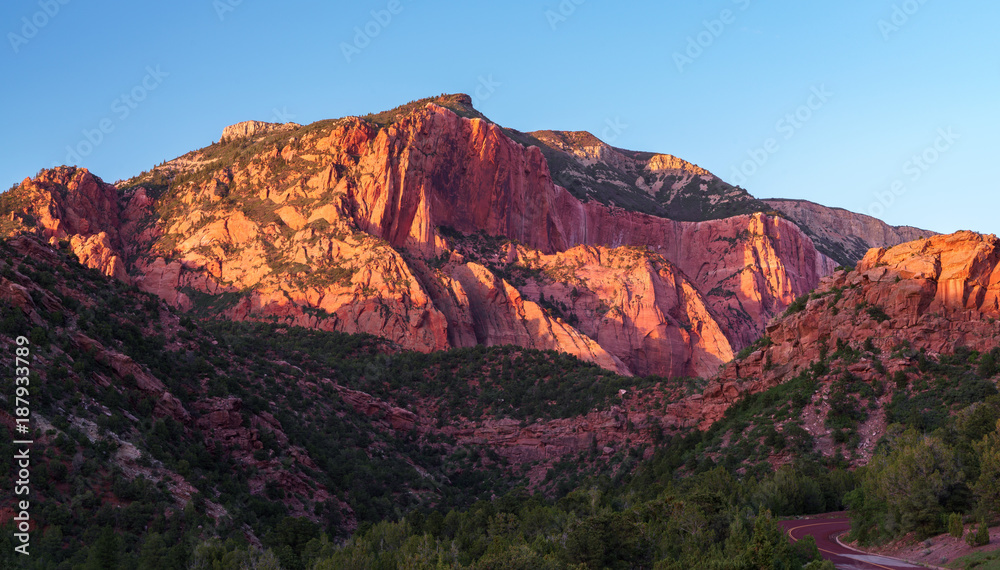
305, 455, 850, 569
205, 320, 670, 422
307, 424, 856, 570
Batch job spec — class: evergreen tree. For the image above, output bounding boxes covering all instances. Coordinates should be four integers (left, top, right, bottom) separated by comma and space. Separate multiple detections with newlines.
748, 510, 794, 569
974, 428, 1000, 518
84, 527, 121, 570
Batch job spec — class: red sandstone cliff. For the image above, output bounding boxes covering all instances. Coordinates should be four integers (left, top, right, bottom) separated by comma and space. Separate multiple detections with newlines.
0, 97, 837, 378
664, 231, 1000, 436
342, 103, 834, 357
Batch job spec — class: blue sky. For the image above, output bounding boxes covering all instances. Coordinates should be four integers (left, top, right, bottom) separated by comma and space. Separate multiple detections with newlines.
2, 0, 997, 236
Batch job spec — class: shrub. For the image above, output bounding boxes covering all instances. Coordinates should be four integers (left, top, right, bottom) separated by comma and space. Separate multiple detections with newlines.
29, 325, 48, 345
967, 518, 990, 547
737, 336, 773, 360
893, 370, 908, 389
792, 534, 821, 565
866, 305, 890, 323
783, 295, 809, 317
948, 513, 964, 539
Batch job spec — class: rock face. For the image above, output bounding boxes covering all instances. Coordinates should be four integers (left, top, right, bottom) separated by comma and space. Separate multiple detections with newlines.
520, 245, 733, 378
8, 168, 155, 282
1, 98, 840, 378
346, 104, 835, 354
220, 120, 301, 142
670, 231, 1000, 430
764, 198, 936, 266
71, 332, 190, 422
857, 231, 1000, 315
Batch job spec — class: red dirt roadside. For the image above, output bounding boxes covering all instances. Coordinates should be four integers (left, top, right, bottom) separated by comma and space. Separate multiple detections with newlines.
780, 512, 936, 569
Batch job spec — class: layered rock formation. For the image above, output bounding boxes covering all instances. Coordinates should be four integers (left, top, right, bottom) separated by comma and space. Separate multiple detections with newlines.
765, 198, 936, 266
345, 104, 835, 353
664, 231, 1000, 432
1, 97, 839, 378
858, 231, 1000, 315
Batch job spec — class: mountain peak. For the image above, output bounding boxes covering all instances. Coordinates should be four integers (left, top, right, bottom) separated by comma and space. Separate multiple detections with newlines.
361, 93, 483, 127
220, 120, 301, 143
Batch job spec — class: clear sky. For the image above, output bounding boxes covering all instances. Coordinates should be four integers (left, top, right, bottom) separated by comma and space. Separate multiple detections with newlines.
3, 0, 998, 236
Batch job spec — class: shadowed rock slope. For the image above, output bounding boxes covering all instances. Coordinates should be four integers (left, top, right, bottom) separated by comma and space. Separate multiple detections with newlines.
764, 198, 937, 266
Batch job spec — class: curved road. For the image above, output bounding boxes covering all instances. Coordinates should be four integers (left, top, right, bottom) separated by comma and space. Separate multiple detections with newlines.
779, 514, 923, 570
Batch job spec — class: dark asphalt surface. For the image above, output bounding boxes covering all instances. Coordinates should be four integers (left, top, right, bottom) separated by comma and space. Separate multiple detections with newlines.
779, 514, 924, 570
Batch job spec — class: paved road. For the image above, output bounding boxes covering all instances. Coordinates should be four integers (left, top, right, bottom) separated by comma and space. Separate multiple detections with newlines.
779, 514, 924, 570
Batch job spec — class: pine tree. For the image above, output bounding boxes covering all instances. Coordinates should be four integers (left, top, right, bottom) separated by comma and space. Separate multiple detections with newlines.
980, 351, 998, 378
966, 517, 990, 547
84, 527, 121, 570
974, 431, 1000, 519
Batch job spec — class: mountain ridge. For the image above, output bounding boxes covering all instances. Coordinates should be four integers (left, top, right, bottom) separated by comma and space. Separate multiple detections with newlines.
764, 198, 937, 266
0, 93, 940, 379
0, 98, 832, 378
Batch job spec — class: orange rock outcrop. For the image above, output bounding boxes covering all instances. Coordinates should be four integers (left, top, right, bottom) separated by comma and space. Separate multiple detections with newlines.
667, 231, 1000, 429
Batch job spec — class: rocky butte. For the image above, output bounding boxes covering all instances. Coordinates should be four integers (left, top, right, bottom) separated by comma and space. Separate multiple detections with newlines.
2, 94, 939, 379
